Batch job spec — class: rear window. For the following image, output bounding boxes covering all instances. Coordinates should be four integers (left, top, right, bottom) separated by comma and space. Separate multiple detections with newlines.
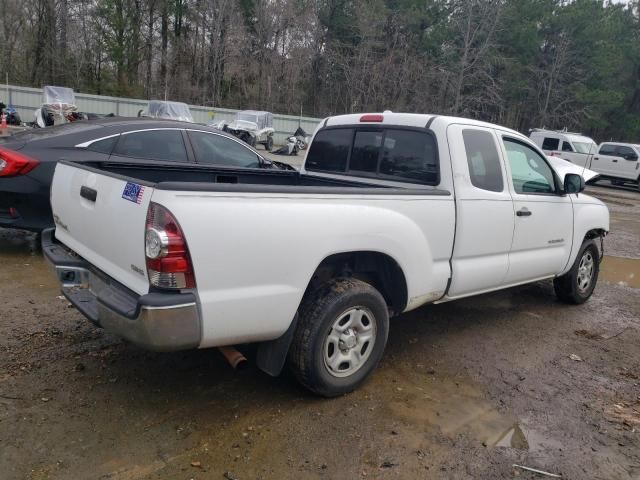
541, 137, 560, 150
305, 128, 352, 172
306, 127, 439, 185
350, 131, 383, 173
378, 130, 438, 184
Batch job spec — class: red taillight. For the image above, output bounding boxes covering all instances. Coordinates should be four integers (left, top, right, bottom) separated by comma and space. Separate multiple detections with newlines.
145, 202, 196, 289
0, 147, 40, 177
360, 114, 384, 123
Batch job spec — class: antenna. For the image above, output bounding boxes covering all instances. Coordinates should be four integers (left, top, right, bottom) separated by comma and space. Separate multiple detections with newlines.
581, 135, 596, 181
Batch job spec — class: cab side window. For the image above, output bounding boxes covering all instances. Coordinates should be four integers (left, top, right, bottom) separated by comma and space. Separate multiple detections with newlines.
503, 138, 556, 194
561, 141, 573, 152
189, 131, 260, 168
616, 145, 638, 160
462, 129, 504, 192
87, 135, 119, 154
541, 137, 560, 150
113, 130, 188, 162
598, 144, 617, 155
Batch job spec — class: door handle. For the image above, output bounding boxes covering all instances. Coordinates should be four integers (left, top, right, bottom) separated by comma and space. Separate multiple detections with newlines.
516, 208, 532, 217
80, 186, 97, 202
612, 159, 618, 163
593, 157, 599, 160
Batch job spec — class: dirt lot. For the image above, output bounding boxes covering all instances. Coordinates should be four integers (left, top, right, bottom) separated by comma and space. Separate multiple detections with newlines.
0, 183, 638, 480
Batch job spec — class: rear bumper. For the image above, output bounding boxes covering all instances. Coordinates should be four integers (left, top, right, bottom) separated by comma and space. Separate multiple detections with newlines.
0, 174, 54, 231
42, 228, 201, 351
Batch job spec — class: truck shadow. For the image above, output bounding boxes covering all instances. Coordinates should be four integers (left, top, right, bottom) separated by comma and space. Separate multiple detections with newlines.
67, 280, 560, 403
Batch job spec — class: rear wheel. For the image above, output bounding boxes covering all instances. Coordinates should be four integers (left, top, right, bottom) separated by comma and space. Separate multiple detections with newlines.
554, 240, 600, 304
288, 278, 389, 397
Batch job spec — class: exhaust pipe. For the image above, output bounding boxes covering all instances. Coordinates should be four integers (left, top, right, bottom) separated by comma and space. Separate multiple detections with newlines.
218, 346, 248, 370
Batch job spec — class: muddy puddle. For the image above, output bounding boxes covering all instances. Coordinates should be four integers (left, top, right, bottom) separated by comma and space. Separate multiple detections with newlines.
366, 366, 555, 453
600, 256, 640, 289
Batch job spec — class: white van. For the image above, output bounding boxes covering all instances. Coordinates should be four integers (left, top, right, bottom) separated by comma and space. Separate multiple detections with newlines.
529, 129, 597, 168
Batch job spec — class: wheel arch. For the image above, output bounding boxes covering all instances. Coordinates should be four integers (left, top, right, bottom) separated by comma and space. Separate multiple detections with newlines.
584, 228, 607, 242
303, 250, 409, 317
558, 198, 610, 275
256, 250, 406, 378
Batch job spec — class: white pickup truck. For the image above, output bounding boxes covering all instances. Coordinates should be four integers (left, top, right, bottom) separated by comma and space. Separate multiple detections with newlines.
43, 113, 609, 397
590, 142, 640, 188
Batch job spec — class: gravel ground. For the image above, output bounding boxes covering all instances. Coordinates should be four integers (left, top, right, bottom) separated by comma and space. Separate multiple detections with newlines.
0, 182, 638, 480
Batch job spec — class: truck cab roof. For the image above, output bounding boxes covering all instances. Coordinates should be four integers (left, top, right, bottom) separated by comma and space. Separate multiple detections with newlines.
324, 112, 526, 140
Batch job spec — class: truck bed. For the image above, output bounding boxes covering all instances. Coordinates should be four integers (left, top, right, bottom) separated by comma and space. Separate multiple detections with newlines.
70, 161, 450, 196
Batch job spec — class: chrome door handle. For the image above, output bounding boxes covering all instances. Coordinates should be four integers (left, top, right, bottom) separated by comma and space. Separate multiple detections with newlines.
516, 208, 532, 217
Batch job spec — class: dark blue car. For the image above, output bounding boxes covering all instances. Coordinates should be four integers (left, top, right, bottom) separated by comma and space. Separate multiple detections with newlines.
0, 118, 290, 232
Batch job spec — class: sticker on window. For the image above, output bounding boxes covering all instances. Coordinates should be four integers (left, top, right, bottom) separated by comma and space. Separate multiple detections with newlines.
122, 182, 145, 204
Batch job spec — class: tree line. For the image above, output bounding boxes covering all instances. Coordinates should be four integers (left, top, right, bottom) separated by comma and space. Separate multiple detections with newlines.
0, 0, 639, 140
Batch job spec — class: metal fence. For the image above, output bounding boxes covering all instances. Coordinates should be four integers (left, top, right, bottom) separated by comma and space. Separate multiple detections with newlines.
1, 84, 321, 145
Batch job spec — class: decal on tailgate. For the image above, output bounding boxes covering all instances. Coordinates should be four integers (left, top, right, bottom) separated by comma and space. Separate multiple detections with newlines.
122, 182, 145, 204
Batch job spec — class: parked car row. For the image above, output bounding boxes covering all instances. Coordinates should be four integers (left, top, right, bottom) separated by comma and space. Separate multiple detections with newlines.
40, 112, 610, 396
530, 128, 639, 189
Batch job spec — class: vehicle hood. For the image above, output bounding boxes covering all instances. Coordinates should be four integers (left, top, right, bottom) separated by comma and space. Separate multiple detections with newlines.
546, 155, 599, 182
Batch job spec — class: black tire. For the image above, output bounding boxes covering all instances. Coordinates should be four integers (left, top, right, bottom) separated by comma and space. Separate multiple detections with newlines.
554, 240, 600, 304
288, 277, 389, 397
266, 135, 273, 151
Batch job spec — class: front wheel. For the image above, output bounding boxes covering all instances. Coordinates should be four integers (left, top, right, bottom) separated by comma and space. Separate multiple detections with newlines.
265, 135, 273, 151
554, 240, 600, 304
288, 278, 389, 397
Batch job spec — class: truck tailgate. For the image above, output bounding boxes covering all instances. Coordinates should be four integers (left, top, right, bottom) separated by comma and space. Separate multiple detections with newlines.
50, 162, 152, 295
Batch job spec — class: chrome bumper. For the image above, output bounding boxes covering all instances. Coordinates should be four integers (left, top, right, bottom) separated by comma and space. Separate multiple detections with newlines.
42, 228, 201, 351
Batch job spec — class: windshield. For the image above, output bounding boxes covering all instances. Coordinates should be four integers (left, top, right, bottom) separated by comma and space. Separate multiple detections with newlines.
573, 142, 597, 154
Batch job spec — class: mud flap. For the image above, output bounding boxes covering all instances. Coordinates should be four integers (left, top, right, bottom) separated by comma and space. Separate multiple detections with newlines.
256, 313, 299, 377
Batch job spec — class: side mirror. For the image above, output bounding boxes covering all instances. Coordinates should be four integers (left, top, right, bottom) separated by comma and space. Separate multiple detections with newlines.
624, 153, 638, 161
564, 173, 585, 194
